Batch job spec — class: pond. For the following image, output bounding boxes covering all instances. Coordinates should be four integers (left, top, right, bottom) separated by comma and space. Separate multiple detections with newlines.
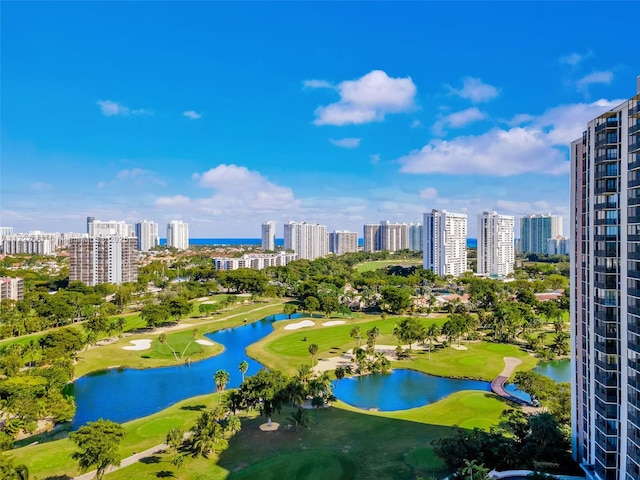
69, 313, 302, 427
533, 359, 571, 383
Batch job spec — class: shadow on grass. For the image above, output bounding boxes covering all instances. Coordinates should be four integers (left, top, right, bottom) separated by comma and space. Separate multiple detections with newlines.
217, 407, 454, 480
180, 404, 207, 411
43, 476, 73, 480
156, 471, 175, 478
140, 455, 162, 464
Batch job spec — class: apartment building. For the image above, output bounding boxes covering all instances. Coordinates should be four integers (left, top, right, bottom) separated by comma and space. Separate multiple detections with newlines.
570, 78, 640, 480
0, 277, 24, 301
213, 252, 297, 271
261, 221, 276, 251
135, 220, 159, 252
520, 214, 563, 254
477, 211, 514, 277
283, 221, 328, 260
363, 221, 410, 252
423, 209, 467, 277
2, 234, 54, 255
329, 230, 358, 255
166, 220, 189, 250
69, 237, 138, 286
87, 217, 134, 237
547, 236, 570, 256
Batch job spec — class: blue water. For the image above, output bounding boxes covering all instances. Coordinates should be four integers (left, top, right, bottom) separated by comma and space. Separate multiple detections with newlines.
533, 359, 571, 383
333, 369, 493, 411
70, 313, 302, 427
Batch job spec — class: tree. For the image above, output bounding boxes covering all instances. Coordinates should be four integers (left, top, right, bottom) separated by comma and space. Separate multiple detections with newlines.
214, 370, 230, 404
238, 369, 289, 425
551, 332, 569, 356
334, 366, 347, 386
0, 454, 29, 480
287, 407, 310, 431
140, 304, 170, 329
393, 317, 425, 351
458, 459, 490, 480
238, 360, 249, 383
303, 296, 320, 316
282, 303, 297, 319
166, 427, 184, 453
171, 453, 187, 479
308, 343, 319, 366
379, 286, 413, 314
424, 323, 440, 360
350, 326, 362, 349
158, 333, 179, 361
115, 317, 127, 336
70, 419, 125, 480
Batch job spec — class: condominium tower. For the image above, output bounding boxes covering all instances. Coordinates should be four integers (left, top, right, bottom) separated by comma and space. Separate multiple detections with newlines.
87, 217, 133, 237
69, 237, 138, 286
261, 221, 276, 251
283, 221, 328, 260
166, 220, 189, 250
570, 78, 640, 480
520, 214, 563, 254
477, 211, 514, 277
363, 221, 411, 252
329, 230, 358, 255
423, 209, 467, 277
135, 220, 159, 252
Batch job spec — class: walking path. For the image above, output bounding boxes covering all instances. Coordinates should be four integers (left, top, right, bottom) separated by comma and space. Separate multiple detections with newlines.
74, 442, 169, 480
490, 357, 529, 406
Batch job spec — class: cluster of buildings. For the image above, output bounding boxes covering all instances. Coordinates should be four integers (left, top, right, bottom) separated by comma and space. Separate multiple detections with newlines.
569, 78, 640, 480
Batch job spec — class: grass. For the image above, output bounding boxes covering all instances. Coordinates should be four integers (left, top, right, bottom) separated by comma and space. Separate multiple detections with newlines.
14, 386, 508, 480
74, 300, 286, 378
355, 259, 422, 273
247, 313, 449, 374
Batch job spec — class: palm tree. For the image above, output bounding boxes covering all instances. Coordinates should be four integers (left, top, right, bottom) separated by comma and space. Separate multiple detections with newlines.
166, 427, 184, 453
213, 369, 230, 404
158, 333, 179, 360
224, 415, 242, 435
171, 453, 186, 479
238, 360, 249, 383
334, 366, 346, 386
287, 407, 310, 431
424, 323, 440, 360
116, 317, 126, 336
350, 326, 362, 349
308, 343, 319, 366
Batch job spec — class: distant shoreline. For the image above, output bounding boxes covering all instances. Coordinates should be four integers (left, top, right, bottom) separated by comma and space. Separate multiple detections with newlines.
159, 237, 480, 248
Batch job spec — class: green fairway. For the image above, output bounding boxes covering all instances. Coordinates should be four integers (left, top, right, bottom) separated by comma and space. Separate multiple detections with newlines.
355, 259, 422, 273
248, 314, 448, 374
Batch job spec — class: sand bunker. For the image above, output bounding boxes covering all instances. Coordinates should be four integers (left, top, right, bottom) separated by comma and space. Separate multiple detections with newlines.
322, 320, 346, 327
122, 339, 152, 351
196, 339, 215, 346
284, 320, 315, 330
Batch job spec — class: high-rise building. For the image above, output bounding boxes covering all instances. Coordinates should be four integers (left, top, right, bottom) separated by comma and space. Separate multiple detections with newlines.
261, 221, 276, 251
329, 230, 358, 255
0, 227, 13, 241
570, 78, 640, 480
87, 218, 133, 238
476, 211, 514, 277
135, 220, 159, 252
283, 221, 328, 260
362, 221, 410, 252
69, 237, 138, 286
2, 234, 54, 255
409, 223, 423, 252
423, 209, 467, 277
166, 220, 189, 250
547, 236, 570, 256
0, 277, 24, 301
520, 214, 563, 254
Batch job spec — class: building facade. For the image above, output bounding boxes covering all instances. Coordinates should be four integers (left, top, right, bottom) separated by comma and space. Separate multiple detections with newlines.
547, 236, 570, 256
570, 79, 640, 480
135, 220, 159, 252
69, 237, 138, 286
329, 230, 358, 255
283, 221, 328, 260
477, 211, 514, 277
87, 217, 133, 237
362, 221, 411, 252
2, 234, 54, 255
166, 220, 189, 250
423, 209, 467, 277
261, 221, 276, 251
409, 223, 423, 252
520, 214, 563, 254
213, 252, 297, 271
0, 277, 24, 301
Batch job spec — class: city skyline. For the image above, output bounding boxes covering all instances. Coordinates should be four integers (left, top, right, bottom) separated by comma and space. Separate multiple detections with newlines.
2, 3, 639, 237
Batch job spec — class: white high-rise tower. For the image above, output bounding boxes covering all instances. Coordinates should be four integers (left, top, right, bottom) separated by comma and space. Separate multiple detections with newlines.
477, 211, 514, 277
423, 209, 467, 277
261, 221, 276, 251
166, 220, 189, 250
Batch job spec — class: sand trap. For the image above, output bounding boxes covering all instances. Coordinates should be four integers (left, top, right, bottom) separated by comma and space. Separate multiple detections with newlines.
196, 339, 215, 346
123, 339, 152, 351
322, 320, 345, 327
452, 345, 468, 350
284, 320, 315, 330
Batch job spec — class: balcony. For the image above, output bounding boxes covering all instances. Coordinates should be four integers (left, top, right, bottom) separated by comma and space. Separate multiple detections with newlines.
595, 370, 618, 387
630, 140, 640, 153
630, 123, 640, 135
630, 104, 640, 116
595, 358, 619, 371
596, 121, 619, 132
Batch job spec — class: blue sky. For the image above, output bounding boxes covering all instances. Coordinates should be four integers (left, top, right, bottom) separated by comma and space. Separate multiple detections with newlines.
2, 2, 639, 238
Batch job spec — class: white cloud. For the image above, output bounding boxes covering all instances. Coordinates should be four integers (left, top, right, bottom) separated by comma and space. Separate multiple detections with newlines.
577, 71, 613, 93
303, 79, 332, 89
312, 70, 417, 126
97, 100, 152, 117
411, 119, 422, 128
329, 138, 361, 148
369, 154, 380, 164
399, 98, 623, 177
183, 110, 202, 120
432, 107, 486, 135
157, 164, 300, 216
419, 188, 438, 200
116, 168, 148, 179
447, 77, 499, 103
31, 182, 52, 190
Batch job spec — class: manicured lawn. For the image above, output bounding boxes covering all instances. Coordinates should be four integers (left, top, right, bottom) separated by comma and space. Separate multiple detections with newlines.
74, 301, 285, 378
248, 314, 449, 374
355, 259, 422, 273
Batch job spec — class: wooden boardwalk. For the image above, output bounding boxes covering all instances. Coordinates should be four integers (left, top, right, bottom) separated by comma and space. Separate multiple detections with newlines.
490, 357, 530, 406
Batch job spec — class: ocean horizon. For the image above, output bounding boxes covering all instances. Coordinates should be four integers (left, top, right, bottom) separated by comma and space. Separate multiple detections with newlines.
159, 238, 479, 248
